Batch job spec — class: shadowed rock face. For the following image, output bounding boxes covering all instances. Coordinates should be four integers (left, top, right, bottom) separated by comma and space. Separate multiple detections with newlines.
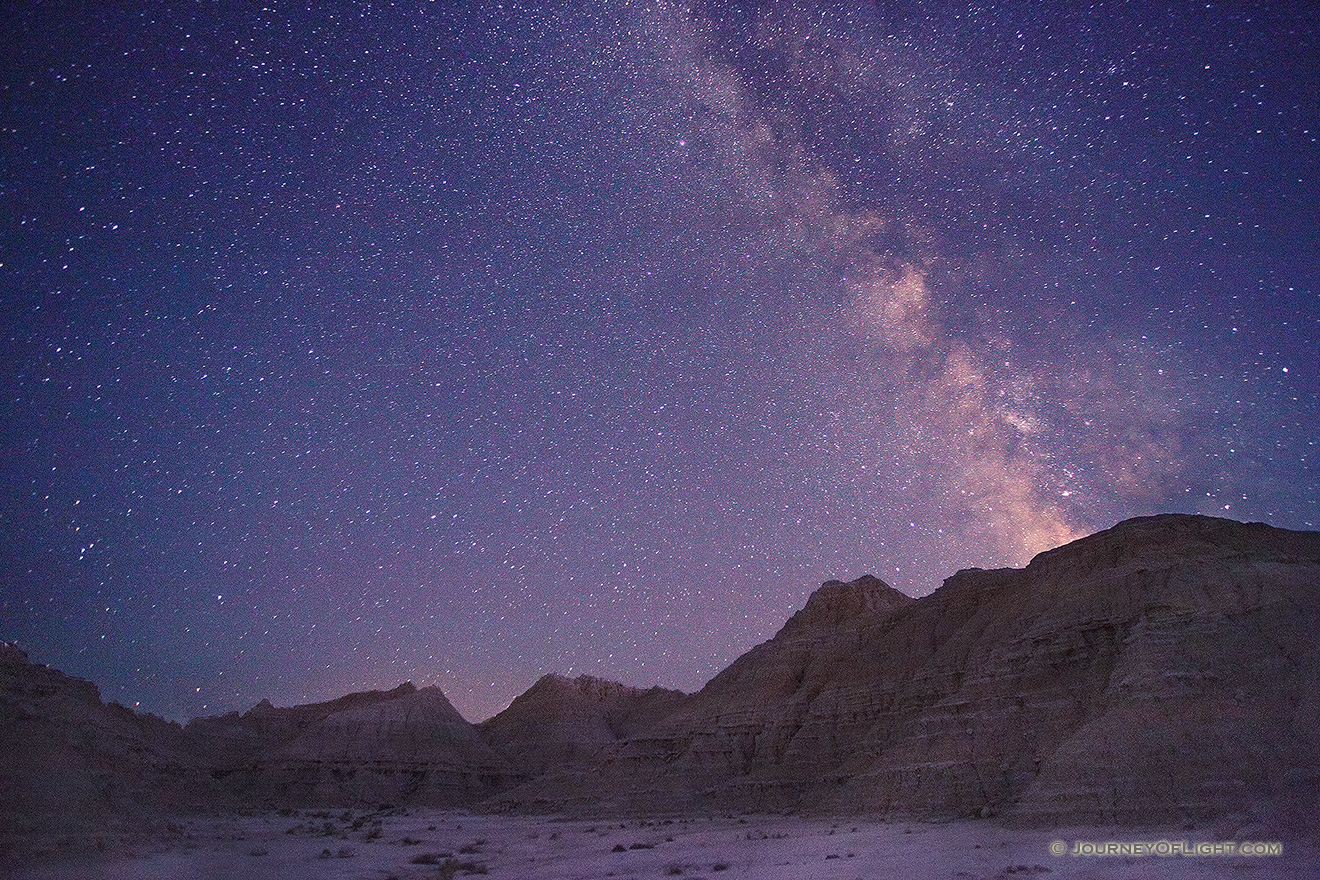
498, 515, 1320, 825
0, 644, 208, 832
4, 514, 1318, 827
185, 683, 518, 807
479, 674, 688, 775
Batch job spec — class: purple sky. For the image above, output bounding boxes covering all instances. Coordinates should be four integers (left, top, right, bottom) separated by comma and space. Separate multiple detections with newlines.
3, 1, 1317, 722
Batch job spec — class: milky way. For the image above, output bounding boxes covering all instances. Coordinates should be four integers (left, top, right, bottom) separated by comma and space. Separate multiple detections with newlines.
2, 2, 1317, 721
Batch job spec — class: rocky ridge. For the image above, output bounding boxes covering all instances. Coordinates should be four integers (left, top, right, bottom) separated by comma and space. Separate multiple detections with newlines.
479, 673, 688, 776
0, 643, 206, 832
3, 514, 1317, 830
490, 515, 1320, 826
188, 682, 517, 807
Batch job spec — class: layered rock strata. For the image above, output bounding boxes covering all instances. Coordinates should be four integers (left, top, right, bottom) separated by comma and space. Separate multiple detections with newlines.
4, 514, 1317, 827
184, 682, 517, 807
0, 644, 205, 832
499, 516, 1320, 825
480, 674, 688, 775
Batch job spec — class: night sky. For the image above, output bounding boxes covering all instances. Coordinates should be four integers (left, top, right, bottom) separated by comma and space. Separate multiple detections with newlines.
3, 2, 1317, 723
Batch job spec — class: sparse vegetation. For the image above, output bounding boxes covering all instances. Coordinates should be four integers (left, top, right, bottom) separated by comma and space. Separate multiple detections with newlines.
434, 859, 489, 878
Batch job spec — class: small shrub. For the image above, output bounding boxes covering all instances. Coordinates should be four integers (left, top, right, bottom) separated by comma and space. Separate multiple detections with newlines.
435, 860, 489, 878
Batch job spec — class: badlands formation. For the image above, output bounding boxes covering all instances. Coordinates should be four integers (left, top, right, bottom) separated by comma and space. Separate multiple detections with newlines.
3, 514, 1319, 839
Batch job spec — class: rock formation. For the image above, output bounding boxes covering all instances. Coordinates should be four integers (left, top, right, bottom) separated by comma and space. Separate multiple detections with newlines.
0, 644, 208, 833
184, 682, 517, 807
3, 514, 1318, 828
514, 515, 1320, 826
480, 674, 688, 775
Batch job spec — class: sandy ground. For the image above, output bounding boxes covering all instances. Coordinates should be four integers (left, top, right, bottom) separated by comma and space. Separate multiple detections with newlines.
8, 810, 1316, 880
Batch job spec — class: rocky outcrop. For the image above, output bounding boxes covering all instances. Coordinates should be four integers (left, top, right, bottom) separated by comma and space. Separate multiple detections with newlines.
4, 514, 1317, 827
187, 683, 518, 807
502, 515, 1320, 826
182, 682, 420, 768
0, 644, 209, 832
480, 674, 688, 776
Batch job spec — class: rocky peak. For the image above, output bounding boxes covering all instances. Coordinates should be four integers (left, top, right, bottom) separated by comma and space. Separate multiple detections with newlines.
523, 673, 643, 704
777, 573, 915, 638
1, 641, 31, 665
0, 641, 103, 707
245, 698, 276, 717
479, 673, 689, 774
1027, 513, 1317, 578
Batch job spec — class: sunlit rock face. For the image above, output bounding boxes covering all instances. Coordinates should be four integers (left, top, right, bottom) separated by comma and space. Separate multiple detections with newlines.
509, 516, 1320, 825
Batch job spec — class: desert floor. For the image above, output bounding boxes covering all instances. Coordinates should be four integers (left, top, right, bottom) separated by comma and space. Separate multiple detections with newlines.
8, 809, 1317, 880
